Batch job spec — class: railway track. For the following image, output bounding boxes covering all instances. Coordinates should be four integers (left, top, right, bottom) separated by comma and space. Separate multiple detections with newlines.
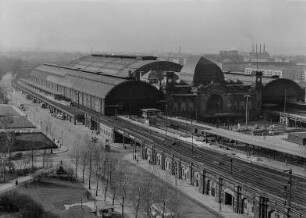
106, 116, 306, 210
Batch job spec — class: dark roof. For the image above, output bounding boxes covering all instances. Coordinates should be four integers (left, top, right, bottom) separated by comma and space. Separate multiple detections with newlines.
262, 78, 305, 102
68, 54, 182, 78
179, 56, 224, 86
30, 64, 128, 98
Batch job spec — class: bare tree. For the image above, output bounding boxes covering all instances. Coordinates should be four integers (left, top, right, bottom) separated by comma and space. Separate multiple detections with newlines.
80, 145, 88, 183
87, 141, 95, 190
166, 188, 185, 218
103, 152, 117, 201
118, 172, 128, 218
94, 143, 104, 196
140, 173, 158, 217
0, 114, 15, 182
74, 146, 81, 178
129, 174, 144, 218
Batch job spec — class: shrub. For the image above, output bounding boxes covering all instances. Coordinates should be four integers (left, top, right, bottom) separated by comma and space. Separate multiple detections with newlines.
0, 192, 56, 218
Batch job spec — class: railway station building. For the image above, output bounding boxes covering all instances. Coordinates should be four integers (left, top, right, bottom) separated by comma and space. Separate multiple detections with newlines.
67, 54, 263, 122
13, 54, 183, 131
14, 53, 306, 128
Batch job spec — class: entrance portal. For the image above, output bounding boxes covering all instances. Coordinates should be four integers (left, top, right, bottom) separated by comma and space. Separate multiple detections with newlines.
225, 192, 233, 206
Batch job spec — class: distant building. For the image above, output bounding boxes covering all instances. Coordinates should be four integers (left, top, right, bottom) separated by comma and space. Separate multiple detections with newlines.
249, 44, 270, 61
219, 50, 244, 62
245, 64, 306, 82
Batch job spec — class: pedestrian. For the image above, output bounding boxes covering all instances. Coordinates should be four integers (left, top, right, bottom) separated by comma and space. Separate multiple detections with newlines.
15, 180, 18, 186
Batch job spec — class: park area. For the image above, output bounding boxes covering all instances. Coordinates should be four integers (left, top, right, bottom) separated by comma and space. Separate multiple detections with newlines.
0, 178, 100, 218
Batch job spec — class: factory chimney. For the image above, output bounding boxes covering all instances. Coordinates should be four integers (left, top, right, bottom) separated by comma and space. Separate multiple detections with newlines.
263, 44, 266, 53
260, 44, 261, 53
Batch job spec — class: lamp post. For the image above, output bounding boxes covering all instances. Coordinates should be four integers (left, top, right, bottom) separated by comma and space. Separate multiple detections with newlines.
244, 95, 251, 129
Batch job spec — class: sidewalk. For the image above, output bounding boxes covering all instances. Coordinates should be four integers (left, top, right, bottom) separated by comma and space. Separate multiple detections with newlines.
0, 175, 32, 196
124, 153, 246, 218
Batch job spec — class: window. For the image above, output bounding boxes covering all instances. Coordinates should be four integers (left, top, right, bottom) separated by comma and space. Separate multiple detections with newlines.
94, 97, 101, 112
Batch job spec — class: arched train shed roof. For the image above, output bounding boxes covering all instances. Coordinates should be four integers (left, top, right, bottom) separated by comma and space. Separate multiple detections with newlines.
29, 64, 162, 101
179, 56, 224, 86
262, 78, 305, 103
68, 54, 182, 78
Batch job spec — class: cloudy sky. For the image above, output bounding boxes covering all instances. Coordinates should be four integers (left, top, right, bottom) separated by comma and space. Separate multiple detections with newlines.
1, 0, 306, 55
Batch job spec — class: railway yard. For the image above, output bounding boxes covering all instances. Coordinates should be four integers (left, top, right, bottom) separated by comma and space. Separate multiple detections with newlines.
106, 116, 306, 213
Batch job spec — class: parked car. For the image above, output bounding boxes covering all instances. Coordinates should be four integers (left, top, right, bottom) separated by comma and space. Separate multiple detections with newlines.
56, 113, 65, 120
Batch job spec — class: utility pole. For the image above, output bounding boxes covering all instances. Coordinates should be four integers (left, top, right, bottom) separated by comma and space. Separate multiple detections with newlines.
244, 95, 251, 129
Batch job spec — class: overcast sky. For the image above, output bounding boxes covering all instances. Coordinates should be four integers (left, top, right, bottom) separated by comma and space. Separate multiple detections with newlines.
1, 0, 306, 55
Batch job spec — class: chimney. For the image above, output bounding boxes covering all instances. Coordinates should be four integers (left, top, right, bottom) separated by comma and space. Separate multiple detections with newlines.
260, 44, 261, 53
256, 44, 258, 54
252, 44, 254, 52
264, 44, 266, 52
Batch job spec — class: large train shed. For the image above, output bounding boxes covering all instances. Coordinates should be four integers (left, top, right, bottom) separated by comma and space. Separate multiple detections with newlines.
69, 54, 182, 78
262, 78, 305, 104
22, 64, 164, 116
